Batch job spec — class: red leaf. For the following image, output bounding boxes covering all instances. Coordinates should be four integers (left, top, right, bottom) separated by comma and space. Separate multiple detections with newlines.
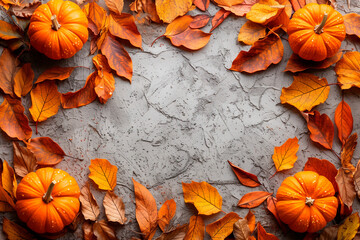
237, 191, 272, 208
210, 9, 230, 32
36, 67, 76, 84
307, 111, 334, 149
266, 196, 286, 230
27, 137, 65, 166
109, 13, 142, 49
304, 158, 338, 192
190, 14, 210, 29
228, 161, 261, 187
194, 0, 209, 11
335, 100, 353, 146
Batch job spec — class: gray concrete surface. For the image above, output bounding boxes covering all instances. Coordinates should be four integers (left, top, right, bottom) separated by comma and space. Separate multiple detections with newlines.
1, 0, 360, 239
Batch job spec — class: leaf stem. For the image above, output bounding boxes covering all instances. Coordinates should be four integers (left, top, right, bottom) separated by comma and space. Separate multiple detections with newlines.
43, 180, 56, 203
331, 148, 341, 161
314, 13, 328, 34
151, 35, 164, 47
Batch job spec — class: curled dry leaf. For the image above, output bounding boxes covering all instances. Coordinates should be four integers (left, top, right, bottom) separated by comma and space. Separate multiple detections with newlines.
238, 20, 266, 45
79, 182, 100, 221
103, 191, 127, 224
0, 20, 22, 40
194, 0, 209, 11
156, 224, 188, 240
158, 199, 176, 232
336, 168, 356, 208
105, 0, 123, 15
272, 137, 299, 174
233, 218, 251, 240
206, 212, 241, 240
228, 160, 261, 187
36, 66, 76, 84
133, 178, 158, 240
335, 51, 360, 90
219, 0, 259, 17
13, 141, 37, 178
109, 13, 142, 49
257, 222, 279, 240
0, 185, 15, 211
184, 215, 205, 240
89, 158, 117, 191
190, 14, 210, 29
182, 181, 222, 215
341, 133, 357, 173
10, 0, 41, 18
3, 217, 36, 240
155, 0, 192, 23
246, 0, 284, 25
337, 213, 359, 240
343, 13, 360, 38
0, 95, 32, 141
280, 73, 330, 112
13, 63, 34, 98
307, 111, 334, 150
27, 137, 65, 166
237, 191, 272, 208
2, 160, 17, 199
210, 9, 230, 32
93, 220, 117, 240
335, 100, 353, 146
83, 221, 95, 240
304, 158, 338, 192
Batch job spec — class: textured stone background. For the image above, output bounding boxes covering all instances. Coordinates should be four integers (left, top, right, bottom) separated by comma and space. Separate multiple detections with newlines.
1, 0, 360, 239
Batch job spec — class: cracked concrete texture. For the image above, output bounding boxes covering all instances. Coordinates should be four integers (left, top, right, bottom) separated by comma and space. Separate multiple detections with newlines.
1, 0, 360, 239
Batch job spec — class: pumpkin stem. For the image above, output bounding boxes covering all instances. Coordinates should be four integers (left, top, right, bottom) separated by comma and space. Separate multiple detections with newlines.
314, 13, 328, 34
43, 180, 56, 203
305, 197, 315, 206
51, 15, 61, 31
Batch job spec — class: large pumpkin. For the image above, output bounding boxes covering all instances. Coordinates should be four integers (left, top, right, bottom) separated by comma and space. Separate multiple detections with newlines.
287, 3, 345, 62
28, 0, 88, 60
276, 171, 338, 233
16, 168, 80, 234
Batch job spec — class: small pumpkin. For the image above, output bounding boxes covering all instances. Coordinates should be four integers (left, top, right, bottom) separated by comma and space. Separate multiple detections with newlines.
16, 168, 80, 234
287, 3, 345, 61
276, 171, 338, 233
28, 0, 88, 60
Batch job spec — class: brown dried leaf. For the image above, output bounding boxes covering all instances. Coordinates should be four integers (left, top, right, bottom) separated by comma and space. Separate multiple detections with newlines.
307, 111, 334, 150
2, 160, 17, 199
184, 215, 204, 240
103, 191, 127, 224
105, 0, 123, 15
354, 161, 360, 199
319, 226, 338, 240
228, 161, 261, 187
36, 67, 76, 84
13, 63, 34, 98
3, 217, 36, 240
10, 0, 41, 18
0, 20, 22, 40
158, 199, 176, 232
79, 182, 100, 221
156, 224, 188, 240
341, 133, 357, 173
0, 48, 19, 96
210, 9, 230, 32
13, 141, 37, 177
83, 221, 95, 240
336, 168, 356, 208
27, 137, 65, 166
233, 218, 251, 240
93, 220, 117, 240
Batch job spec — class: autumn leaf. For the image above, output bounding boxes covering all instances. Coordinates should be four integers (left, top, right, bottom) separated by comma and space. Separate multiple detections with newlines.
257, 222, 279, 240
105, 0, 123, 15
0, 20, 22, 40
133, 178, 158, 240
335, 100, 353, 146
89, 158, 117, 191
13, 141, 36, 178
13, 63, 34, 98
233, 218, 251, 240
307, 111, 334, 150
83, 2, 108, 35
230, 32, 283, 73
156, 224, 188, 240
318, 226, 338, 240
182, 181, 222, 215
0, 95, 32, 141
206, 212, 240, 240
272, 137, 299, 173
266, 196, 286, 230
158, 199, 176, 232
36, 66, 76, 84
194, 0, 209, 11
79, 182, 100, 221
109, 13, 142, 49
238, 20, 266, 45
168, 28, 211, 51
0, 185, 15, 211
343, 13, 360, 38
237, 191, 272, 208
83, 221, 94, 240
2, 160, 17, 199
3, 218, 36, 240
280, 73, 330, 112
0, 48, 19, 97
27, 137, 65, 166
304, 158, 338, 192
246, 0, 284, 25
335, 168, 356, 208
101, 34, 132, 82
354, 162, 360, 198
61, 71, 97, 109
219, 0, 259, 17
93, 220, 117, 240
103, 191, 127, 224
337, 213, 359, 240
214, 0, 244, 6
289, 0, 305, 10
130, 0, 160, 23
163, 15, 193, 37
267, 0, 291, 32
190, 14, 210, 29
228, 161, 261, 187
93, 54, 115, 104
335, 51, 360, 90
285, 51, 343, 73
341, 133, 357, 173
210, 9, 230, 32
155, 0, 192, 23
184, 215, 204, 240
245, 210, 255, 232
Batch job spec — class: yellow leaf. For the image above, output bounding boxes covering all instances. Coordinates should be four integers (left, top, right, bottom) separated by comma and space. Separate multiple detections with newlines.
337, 212, 359, 240
89, 158, 117, 191
335, 51, 360, 90
182, 181, 222, 215
155, 0, 193, 23
2, 160, 17, 199
206, 212, 240, 240
280, 73, 330, 112
246, 0, 284, 25
272, 137, 299, 173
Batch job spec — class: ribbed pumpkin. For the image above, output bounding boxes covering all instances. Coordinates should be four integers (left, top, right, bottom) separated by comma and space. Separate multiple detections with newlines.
276, 171, 338, 233
16, 168, 80, 234
28, 0, 88, 60
287, 3, 345, 61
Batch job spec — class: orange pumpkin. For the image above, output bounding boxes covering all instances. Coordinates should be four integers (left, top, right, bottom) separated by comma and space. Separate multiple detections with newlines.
16, 168, 80, 234
28, 0, 88, 60
287, 3, 345, 62
276, 171, 338, 233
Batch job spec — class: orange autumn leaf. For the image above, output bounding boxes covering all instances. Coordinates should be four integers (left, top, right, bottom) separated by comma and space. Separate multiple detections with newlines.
237, 191, 272, 208
163, 15, 193, 37
335, 51, 360, 90
61, 71, 97, 109
190, 14, 210, 29
335, 168, 356, 208
13, 63, 34, 98
155, 0, 192, 23
13, 141, 37, 178
267, 0, 291, 32
184, 215, 204, 240
0, 48, 19, 97
206, 212, 240, 240
83, 2, 107, 35
103, 191, 127, 224
335, 100, 353, 146
341, 133, 357, 173
230, 32, 283, 73
27, 137, 65, 166
158, 199, 176, 232
233, 218, 251, 240
0, 185, 15, 211
0, 95, 32, 141
219, 0, 259, 17
133, 178, 158, 240
214, 0, 244, 6
257, 222, 279, 240
89, 158, 117, 191
210, 9, 230, 32
130, 0, 160, 23
266, 196, 286, 229
93, 54, 115, 104
3, 217, 36, 239
307, 111, 334, 150
246, 0, 284, 25
228, 161, 261, 187
280, 73, 330, 112
0, 20, 22, 40
29, 81, 61, 123
182, 181, 222, 215
272, 137, 299, 173
285, 51, 343, 73
36, 66, 76, 84
194, 0, 209, 11
105, 0, 124, 15
2, 160, 17, 199
289, 0, 305, 11
156, 224, 188, 240
168, 28, 211, 51
238, 20, 266, 45
343, 13, 360, 38
304, 158, 338, 192
79, 182, 100, 221
93, 220, 117, 240
109, 13, 142, 49
101, 34, 133, 82
245, 209, 255, 232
